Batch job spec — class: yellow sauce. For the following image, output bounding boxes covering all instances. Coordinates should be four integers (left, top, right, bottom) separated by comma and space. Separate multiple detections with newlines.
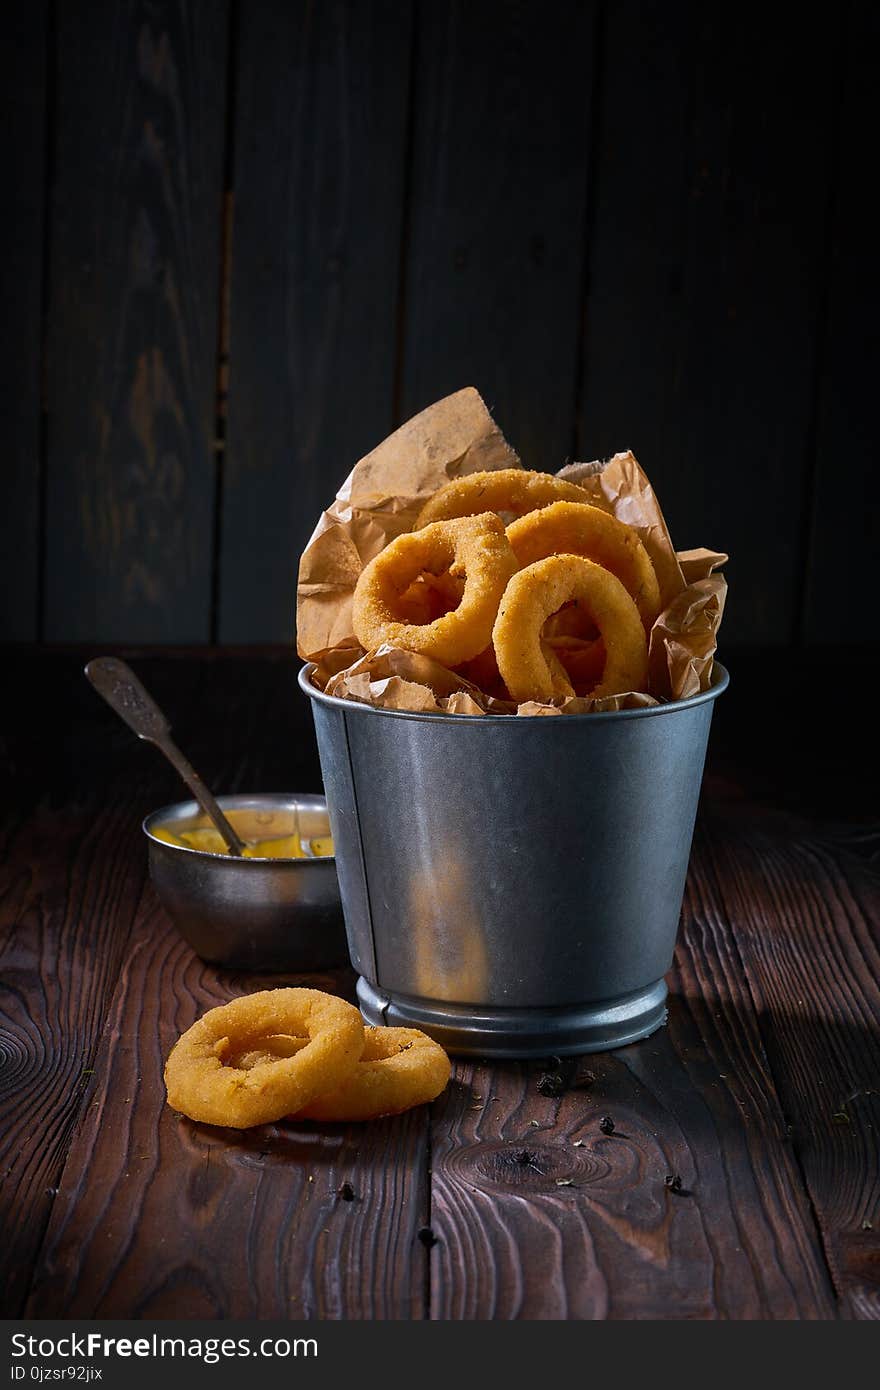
151, 823, 333, 858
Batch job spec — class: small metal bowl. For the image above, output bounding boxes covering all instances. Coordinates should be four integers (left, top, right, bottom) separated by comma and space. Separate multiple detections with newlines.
143, 793, 347, 972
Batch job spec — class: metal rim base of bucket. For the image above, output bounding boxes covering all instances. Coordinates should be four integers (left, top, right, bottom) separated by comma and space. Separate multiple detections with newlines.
356, 977, 668, 1059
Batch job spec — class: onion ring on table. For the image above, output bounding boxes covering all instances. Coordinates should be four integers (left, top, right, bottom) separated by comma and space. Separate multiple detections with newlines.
294, 1027, 451, 1121
352, 514, 518, 666
232, 1034, 308, 1070
506, 501, 661, 630
415, 469, 591, 528
164, 988, 364, 1129
492, 555, 648, 704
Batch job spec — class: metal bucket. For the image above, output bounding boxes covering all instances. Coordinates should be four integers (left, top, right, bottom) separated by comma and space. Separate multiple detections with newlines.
299, 663, 728, 1057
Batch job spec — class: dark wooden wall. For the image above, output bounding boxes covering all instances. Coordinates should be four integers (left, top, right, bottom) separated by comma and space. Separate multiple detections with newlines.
2, 0, 875, 647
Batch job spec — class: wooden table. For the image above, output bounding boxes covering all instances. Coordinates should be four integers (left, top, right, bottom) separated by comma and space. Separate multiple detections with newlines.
2, 648, 877, 1320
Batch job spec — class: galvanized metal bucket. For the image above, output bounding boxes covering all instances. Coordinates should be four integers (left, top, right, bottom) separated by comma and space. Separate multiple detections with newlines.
299, 663, 728, 1057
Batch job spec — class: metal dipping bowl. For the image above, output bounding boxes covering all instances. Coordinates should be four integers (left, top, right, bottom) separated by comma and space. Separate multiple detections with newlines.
143, 793, 347, 972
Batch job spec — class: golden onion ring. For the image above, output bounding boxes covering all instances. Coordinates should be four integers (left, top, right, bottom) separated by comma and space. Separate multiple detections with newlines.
506, 501, 661, 630
397, 569, 465, 625
457, 639, 573, 701
543, 634, 607, 697
493, 555, 648, 704
294, 1026, 451, 1121
542, 641, 576, 699
415, 469, 591, 528
542, 601, 599, 642
164, 988, 364, 1129
352, 514, 517, 666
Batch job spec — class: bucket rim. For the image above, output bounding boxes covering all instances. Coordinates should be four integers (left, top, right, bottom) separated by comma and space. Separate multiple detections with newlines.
298, 659, 729, 726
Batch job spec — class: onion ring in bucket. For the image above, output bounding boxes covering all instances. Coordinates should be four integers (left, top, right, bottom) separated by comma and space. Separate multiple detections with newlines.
352, 513, 517, 666
543, 602, 598, 642
542, 642, 576, 699
493, 555, 648, 704
506, 501, 661, 630
543, 634, 607, 696
456, 643, 509, 699
164, 988, 364, 1129
415, 469, 591, 528
295, 1027, 451, 1121
458, 640, 573, 701
397, 569, 465, 625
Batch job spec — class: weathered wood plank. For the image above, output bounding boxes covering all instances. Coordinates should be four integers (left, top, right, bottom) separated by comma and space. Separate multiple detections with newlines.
0, 801, 148, 1315
803, 0, 879, 643
580, 3, 839, 643
0, 3, 48, 640
43, 1, 229, 642
0, 650, 426, 1318
26, 920, 429, 1319
0, 649, 318, 1316
219, 0, 413, 643
428, 864, 837, 1319
5, 649, 873, 1318
400, 0, 597, 471
699, 801, 880, 1319
576, 1, 692, 474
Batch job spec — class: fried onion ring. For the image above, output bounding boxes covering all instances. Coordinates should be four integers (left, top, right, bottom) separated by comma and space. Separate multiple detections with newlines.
493, 556, 648, 704
415, 469, 591, 528
543, 634, 607, 697
457, 640, 573, 701
295, 1026, 451, 1121
232, 1034, 308, 1070
543, 601, 599, 642
456, 643, 508, 699
352, 514, 517, 666
542, 641, 576, 699
164, 988, 364, 1129
397, 569, 465, 625
506, 501, 661, 629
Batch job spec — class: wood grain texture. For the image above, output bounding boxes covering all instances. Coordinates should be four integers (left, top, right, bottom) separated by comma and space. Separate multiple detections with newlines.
2, 648, 876, 1318
0, 2, 48, 640
579, 3, 840, 643
803, 0, 879, 643
0, 800, 147, 1315
219, 0, 413, 643
399, 0, 597, 470
26, 918, 429, 1319
698, 800, 880, 1319
0, 649, 317, 1316
43, 0, 229, 643
0, 650, 425, 1319
428, 910, 836, 1319
575, 2, 692, 483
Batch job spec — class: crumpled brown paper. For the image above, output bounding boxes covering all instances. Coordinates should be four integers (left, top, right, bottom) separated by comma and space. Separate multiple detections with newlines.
297, 388, 727, 716
296, 387, 517, 662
